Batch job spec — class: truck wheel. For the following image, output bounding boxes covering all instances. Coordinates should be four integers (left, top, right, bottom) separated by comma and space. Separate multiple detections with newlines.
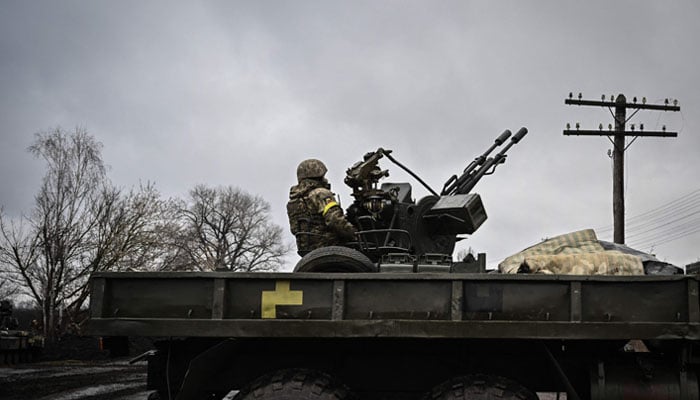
233, 369, 356, 400
294, 246, 376, 273
425, 374, 538, 400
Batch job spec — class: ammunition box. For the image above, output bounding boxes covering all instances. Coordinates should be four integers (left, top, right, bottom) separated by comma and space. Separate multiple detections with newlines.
423, 193, 487, 234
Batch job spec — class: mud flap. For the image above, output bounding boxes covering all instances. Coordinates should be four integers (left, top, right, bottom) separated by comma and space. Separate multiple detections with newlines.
175, 339, 239, 400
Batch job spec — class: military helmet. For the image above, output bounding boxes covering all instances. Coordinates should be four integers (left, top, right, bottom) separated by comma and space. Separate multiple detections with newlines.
297, 159, 327, 181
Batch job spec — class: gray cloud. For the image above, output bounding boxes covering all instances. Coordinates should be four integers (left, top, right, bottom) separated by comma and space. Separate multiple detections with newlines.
1, 1, 698, 268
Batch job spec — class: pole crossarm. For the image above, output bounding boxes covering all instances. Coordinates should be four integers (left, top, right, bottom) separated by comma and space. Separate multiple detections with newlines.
563, 93, 680, 245
563, 130, 678, 137
565, 99, 680, 112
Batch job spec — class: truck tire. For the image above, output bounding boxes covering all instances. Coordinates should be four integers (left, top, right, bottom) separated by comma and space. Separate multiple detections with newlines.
424, 374, 538, 400
233, 369, 356, 400
294, 246, 376, 273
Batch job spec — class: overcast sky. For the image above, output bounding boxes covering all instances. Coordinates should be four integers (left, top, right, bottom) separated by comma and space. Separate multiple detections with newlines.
1, 1, 698, 270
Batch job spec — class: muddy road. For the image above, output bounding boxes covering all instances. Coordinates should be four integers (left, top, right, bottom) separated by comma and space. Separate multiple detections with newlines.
0, 359, 150, 400
1, 360, 564, 399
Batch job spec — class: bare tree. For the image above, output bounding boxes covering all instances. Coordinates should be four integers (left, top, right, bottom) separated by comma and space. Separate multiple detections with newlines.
0, 258, 20, 300
0, 127, 288, 337
174, 185, 290, 272
60, 183, 182, 329
456, 247, 477, 262
0, 127, 173, 338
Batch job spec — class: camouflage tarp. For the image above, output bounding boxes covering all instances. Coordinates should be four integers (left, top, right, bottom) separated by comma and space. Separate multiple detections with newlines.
498, 229, 644, 275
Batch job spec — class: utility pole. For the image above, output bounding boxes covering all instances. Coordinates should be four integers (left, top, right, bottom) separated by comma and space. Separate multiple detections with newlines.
564, 93, 680, 244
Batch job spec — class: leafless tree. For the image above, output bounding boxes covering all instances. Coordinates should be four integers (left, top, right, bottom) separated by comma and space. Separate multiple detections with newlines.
174, 185, 290, 272
456, 247, 477, 262
0, 259, 19, 300
0, 127, 288, 338
60, 183, 183, 328
0, 127, 174, 338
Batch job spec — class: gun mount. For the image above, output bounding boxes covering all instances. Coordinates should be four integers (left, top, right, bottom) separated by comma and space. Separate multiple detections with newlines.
344, 148, 393, 218
343, 128, 527, 264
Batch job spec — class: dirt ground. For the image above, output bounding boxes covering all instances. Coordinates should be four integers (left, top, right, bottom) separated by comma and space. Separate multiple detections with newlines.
0, 359, 149, 400
0, 334, 564, 400
0, 358, 564, 400
0, 333, 156, 399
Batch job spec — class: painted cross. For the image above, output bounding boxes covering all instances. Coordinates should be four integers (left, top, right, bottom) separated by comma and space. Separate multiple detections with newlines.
261, 280, 304, 319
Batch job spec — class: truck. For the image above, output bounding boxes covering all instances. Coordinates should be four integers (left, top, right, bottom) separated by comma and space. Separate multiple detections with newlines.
89, 128, 700, 400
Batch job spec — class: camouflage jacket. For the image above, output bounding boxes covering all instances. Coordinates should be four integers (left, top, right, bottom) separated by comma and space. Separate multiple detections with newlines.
287, 179, 356, 255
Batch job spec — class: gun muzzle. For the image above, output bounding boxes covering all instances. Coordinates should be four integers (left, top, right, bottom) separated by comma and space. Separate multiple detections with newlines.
495, 129, 512, 145
511, 127, 528, 143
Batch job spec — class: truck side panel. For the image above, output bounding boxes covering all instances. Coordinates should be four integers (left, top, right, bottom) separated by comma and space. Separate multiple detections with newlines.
89, 272, 700, 341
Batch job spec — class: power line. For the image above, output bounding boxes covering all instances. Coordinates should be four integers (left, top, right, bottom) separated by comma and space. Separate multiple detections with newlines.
618, 198, 700, 237
629, 224, 700, 250
627, 215, 700, 244
625, 189, 700, 224
616, 189, 700, 249
595, 189, 700, 233
628, 198, 700, 230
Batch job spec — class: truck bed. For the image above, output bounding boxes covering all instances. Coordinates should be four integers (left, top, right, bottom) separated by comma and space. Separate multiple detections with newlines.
89, 272, 700, 341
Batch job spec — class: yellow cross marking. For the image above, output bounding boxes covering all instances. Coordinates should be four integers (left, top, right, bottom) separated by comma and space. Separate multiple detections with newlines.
261, 280, 303, 319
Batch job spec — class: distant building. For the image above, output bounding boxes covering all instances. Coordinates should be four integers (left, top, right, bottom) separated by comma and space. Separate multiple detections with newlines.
686, 261, 700, 275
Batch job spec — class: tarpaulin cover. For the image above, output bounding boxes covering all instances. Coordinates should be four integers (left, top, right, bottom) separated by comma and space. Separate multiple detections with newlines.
498, 229, 644, 275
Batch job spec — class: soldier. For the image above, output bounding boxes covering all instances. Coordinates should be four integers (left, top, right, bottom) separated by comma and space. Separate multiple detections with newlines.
287, 159, 357, 255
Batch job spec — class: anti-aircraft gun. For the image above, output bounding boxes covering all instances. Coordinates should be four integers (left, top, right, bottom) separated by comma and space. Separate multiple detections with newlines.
295, 127, 528, 272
